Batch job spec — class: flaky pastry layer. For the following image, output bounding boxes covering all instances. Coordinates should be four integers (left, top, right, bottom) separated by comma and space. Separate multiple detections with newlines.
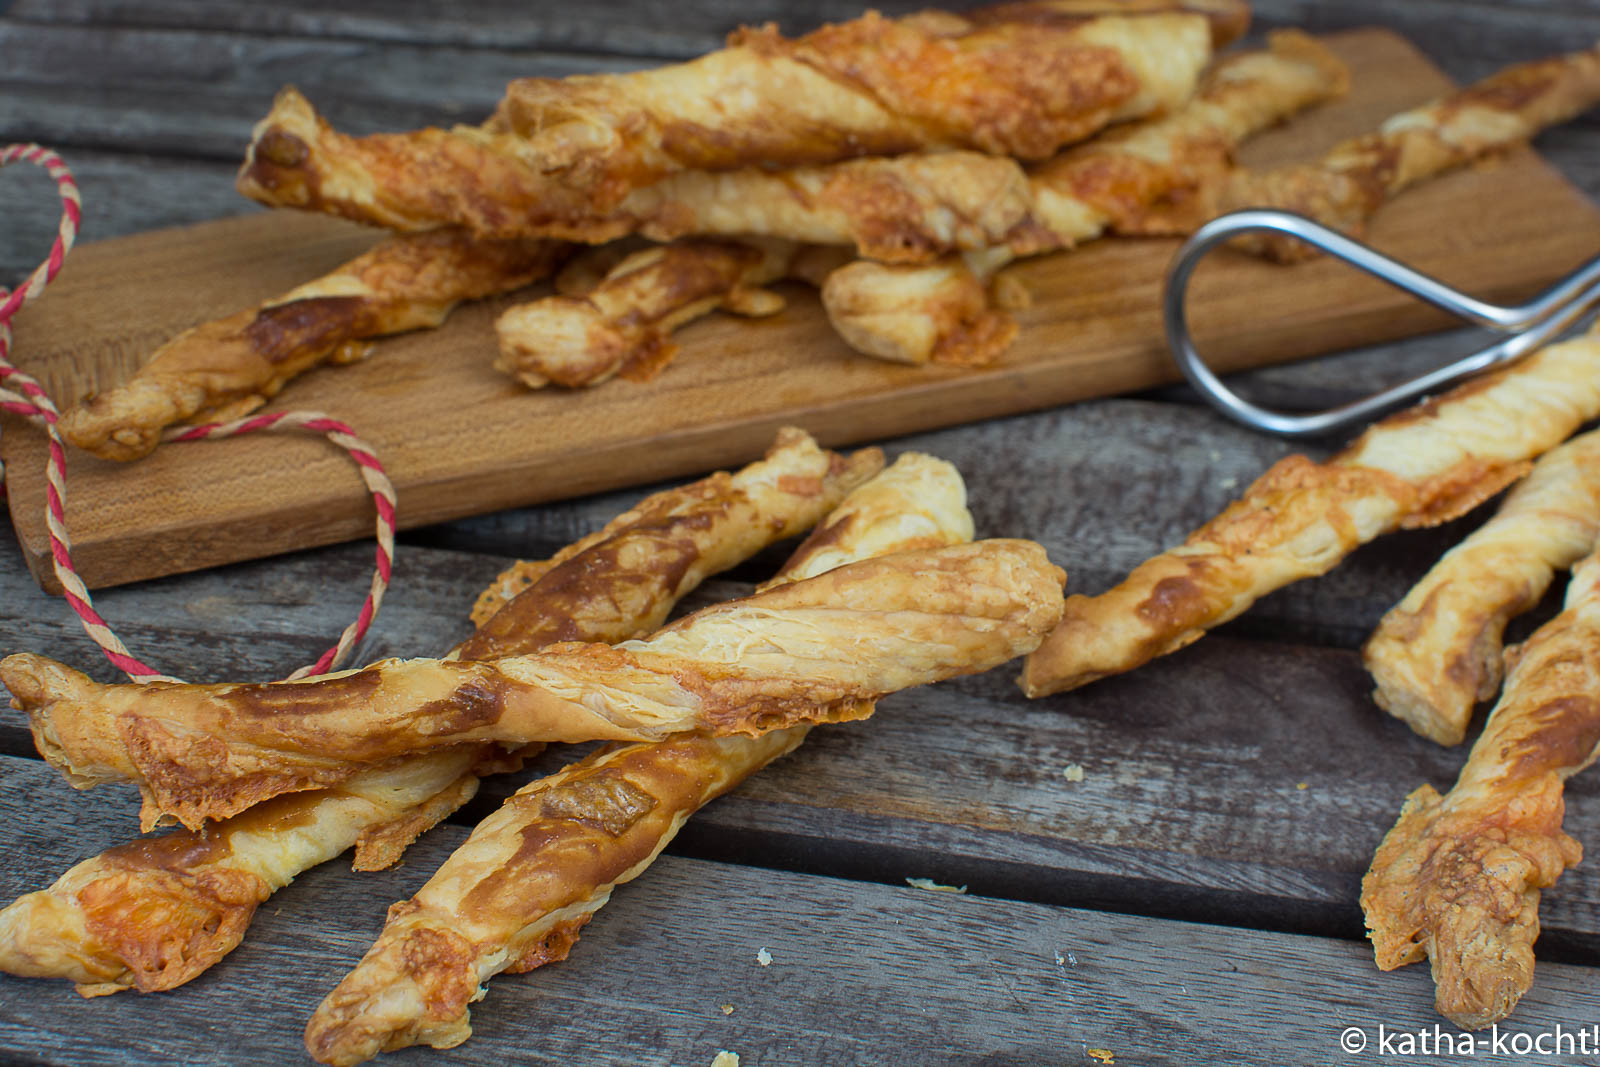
454, 426, 881, 659
587, 30, 1344, 265
1021, 321, 1600, 697
59, 229, 567, 462
494, 239, 804, 389
235, 2, 1241, 237
1365, 427, 1600, 745
818, 30, 1348, 365
7, 540, 1063, 829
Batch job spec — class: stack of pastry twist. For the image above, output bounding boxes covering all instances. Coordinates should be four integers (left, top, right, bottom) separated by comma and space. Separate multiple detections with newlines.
50, 0, 1600, 463
0, 427, 1067, 1063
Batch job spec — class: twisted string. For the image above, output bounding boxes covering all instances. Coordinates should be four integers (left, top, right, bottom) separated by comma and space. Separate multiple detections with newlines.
0, 143, 395, 682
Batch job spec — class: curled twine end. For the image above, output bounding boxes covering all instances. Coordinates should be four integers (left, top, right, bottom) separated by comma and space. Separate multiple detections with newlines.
0, 143, 395, 683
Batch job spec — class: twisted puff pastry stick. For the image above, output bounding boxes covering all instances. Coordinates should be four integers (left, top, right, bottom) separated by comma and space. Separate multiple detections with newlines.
499, 31, 1340, 384
572, 31, 1340, 265
817, 30, 1347, 365
235, 2, 1244, 238
304, 452, 974, 1065
0, 427, 878, 994
1020, 320, 1600, 697
1362, 544, 1600, 1029
6, 540, 1063, 830
1365, 427, 1600, 745
1222, 41, 1600, 261
494, 238, 851, 389
58, 229, 570, 462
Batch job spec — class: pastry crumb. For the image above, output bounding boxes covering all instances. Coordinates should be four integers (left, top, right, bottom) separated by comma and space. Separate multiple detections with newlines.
1063, 763, 1085, 782
756, 947, 772, 966
1219, 476, 1238, 490
720, 1004, 735, 1015
1087, 1049, 1115, 1064
711, 1052, 741, 1067
1296, 781, 1308, 790
906, 877, 967, 893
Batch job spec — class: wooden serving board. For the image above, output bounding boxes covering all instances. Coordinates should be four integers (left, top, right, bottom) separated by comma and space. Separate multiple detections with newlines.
7, 28, 1600, 592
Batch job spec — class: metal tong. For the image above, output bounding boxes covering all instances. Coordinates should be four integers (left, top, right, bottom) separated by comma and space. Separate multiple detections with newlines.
1163, 209, 1600, 438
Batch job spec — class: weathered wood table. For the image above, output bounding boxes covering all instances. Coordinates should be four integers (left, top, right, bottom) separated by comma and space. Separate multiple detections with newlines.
4, 2, 1600, 1064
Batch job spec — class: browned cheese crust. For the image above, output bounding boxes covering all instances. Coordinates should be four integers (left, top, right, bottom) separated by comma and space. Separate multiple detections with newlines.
58, 229, 569, 462
493, 239, 792, 389
304, 452, 982, 1065
453, 426, 883, 657
233, 2, 1243, 238
305, 728, 807, 1065
1365, 428, 1600, 745
493, 239, 850, 391
6, 539, 1063, 830
1361, 548, 1600, 1029
1224, 41, 1600, 260
0, 754, 494, 998
1020, 323, 1600, 697
582, 30, 1343, 266
818, 30, 1349, 365
0, 430, 875, 994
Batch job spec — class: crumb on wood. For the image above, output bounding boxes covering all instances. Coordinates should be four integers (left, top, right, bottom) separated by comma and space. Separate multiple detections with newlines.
756, 947, 772, 966
720, 1004, 735, 1016
906, 877, 967, 894
1087, 1049, 1115, 1064
1063, 763, 1085, 782
1296, 781, 1308, 790
711, 1052, 741, 1067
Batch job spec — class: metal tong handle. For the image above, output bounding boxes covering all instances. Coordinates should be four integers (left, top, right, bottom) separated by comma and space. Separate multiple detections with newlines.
1164, 209, 1600, 438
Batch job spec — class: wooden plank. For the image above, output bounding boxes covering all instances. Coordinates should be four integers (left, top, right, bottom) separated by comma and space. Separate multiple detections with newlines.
8, 29, 1600, 592
3, 0, 938, 59
13, 0, 1600, 70
1, 753, 1597, 1066
0, 23, 652, 160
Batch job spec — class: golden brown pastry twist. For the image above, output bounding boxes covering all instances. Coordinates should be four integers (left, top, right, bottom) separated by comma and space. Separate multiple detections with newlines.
1224, 41, 1600, 260
59, 229, 569, 462
304, 452, 976, 1064
0, 428, 877, 995
1362, 545, 1600, 1029
582, 30, 1342, 264
1021, 321, 1600, 697
817, 30, 1347, 365
493, 238, 851, 389
1365, 427, 1600, 745
234, 2, 1244, 238
6, 538, 1062, 830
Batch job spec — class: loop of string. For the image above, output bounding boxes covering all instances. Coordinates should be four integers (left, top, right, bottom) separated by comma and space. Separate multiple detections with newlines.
0, 143, 395, 683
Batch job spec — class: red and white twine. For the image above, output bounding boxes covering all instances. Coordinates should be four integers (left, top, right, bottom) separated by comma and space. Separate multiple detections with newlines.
0, 143, 395, 683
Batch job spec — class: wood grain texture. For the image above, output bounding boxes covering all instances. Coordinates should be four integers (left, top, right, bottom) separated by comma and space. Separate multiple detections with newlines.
8, 30, 1600, 592
1, 752, 1597, 1067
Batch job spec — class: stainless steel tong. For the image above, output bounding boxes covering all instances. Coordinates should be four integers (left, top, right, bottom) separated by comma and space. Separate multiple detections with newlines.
1163, 209, 1600, 438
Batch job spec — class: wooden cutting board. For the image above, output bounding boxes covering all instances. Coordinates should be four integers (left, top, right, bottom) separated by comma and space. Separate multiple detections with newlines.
7, 28, 1600, 593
